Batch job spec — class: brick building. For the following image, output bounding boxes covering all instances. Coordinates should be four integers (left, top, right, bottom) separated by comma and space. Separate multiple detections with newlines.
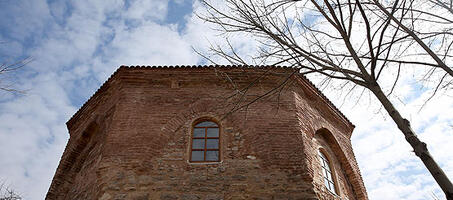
46, 65, 368, 200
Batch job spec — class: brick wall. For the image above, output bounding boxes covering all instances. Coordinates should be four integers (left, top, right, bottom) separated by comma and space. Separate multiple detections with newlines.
46, 66, 367, 200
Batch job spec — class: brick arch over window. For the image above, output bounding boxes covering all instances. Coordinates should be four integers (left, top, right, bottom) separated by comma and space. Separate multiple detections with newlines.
160, 98, 223, 136
315, 128, 368, 200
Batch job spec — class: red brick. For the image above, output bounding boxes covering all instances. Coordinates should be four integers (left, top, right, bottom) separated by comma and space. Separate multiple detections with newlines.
46, 66, 367, 200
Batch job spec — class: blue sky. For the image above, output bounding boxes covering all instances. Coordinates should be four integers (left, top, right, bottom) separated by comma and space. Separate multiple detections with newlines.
0, 0, 452, 199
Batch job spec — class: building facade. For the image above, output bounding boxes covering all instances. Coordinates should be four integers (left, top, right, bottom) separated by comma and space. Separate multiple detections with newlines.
46, 66, 368, 200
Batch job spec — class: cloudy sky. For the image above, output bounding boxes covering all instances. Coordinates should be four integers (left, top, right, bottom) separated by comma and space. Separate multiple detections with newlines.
0, 0, 452, 199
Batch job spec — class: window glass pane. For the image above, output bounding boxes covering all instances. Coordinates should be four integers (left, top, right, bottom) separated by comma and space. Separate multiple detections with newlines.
191, 151, 204, 161
195, 121, 217, 127
326, 171, 331, 180
329, 182, 336, 194
206, 150, 219, 161
324, 178, 330, 188
323, 168, 328, 177
207, 128, 219, 137
193, 128, 205, 137
320, 158, 326, 167
324, 161, 331, 171
192, 139, 205, 149
206, 139, 219, 149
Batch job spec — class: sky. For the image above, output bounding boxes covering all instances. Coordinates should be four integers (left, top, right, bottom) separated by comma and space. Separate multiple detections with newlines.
0, 0, 452, 199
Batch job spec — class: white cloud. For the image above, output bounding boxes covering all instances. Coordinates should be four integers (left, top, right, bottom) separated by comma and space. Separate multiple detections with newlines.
0, 0, 201, 199
0, 1, 52, 42
124, 0, 168, 21
92, 21, 199, 80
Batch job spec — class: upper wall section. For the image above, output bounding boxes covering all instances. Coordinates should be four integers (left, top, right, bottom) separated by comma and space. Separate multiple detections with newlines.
66, 65, 354, 135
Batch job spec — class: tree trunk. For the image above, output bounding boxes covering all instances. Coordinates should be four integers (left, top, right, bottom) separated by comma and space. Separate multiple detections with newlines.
369, 82, 453, 200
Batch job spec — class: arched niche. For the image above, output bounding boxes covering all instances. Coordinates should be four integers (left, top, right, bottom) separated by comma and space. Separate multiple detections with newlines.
315, 128, 367, 199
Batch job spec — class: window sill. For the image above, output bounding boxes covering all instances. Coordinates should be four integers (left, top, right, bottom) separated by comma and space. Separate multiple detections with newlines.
187, 160, 223, 165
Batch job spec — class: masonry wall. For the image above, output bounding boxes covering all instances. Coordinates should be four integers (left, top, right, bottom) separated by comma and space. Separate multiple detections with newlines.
46, 74, 121, 199
291, 77, 367, 200
47, 66, 367, 200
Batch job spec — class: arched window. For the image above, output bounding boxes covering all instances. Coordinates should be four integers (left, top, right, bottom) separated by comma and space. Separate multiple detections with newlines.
190, 121, 220, 162
318, 150, 337, 194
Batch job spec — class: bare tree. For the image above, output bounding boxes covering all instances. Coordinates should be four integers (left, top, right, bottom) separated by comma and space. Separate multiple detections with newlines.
198, 0, 453, 198
0, 42, 31, 93
0, 60, 30, 93
0, 182, 22, 200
